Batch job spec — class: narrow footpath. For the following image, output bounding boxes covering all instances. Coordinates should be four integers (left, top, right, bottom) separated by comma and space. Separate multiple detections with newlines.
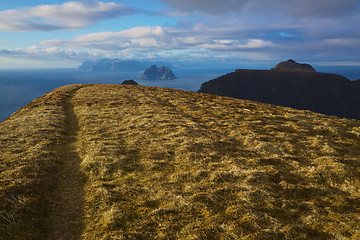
47, 88, 85, 240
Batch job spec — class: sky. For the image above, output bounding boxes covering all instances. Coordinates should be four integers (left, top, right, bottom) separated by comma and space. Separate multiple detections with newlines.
0, 0, 359, 69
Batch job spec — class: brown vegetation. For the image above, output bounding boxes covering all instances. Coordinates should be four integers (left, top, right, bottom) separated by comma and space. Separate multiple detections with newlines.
1, 84, 359, 239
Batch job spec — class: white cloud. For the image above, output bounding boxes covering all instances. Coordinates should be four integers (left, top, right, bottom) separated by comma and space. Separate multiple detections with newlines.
0, 1, 135, 32
35, 19, 360, 63
39, 25, 277, 52
159, 0, 359, 17
0, 25, 280, 64
203, 39, 275, 50
0, 46, 91, 61
2, 6, 360, 67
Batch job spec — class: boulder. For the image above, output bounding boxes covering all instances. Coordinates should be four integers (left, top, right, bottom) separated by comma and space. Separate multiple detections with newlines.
121, 80, 139, 85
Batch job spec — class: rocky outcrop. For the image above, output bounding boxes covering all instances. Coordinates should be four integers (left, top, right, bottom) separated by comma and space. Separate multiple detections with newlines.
271, 59, 316, 72
139, 65, 177, 80
121, 80, 139, 85
198, 61, 360, 119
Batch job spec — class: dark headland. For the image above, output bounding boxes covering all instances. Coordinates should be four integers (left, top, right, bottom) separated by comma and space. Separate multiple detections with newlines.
198, 60, 360, 119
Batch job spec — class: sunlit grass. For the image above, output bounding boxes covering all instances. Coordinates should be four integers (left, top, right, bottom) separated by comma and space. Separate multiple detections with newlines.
1, 84, 359, 239
0, 85, 81, 239
73, 85, 360, 239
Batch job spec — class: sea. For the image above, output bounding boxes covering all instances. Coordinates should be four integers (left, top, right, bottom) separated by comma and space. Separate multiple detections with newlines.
0, 68, 231, 122
1, 66, 359, 122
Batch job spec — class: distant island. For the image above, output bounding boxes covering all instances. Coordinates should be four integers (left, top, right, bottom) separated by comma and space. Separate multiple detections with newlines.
78, 59, 173, 72
139, 65, 177, 80
271, 59, 316, 72
198, 59, 360, 119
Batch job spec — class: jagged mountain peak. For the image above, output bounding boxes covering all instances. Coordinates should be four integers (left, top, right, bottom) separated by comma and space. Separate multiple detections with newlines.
139, 65, 177, 80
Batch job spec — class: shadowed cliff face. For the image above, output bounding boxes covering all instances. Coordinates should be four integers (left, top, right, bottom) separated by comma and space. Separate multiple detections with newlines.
198, 68, 360, 120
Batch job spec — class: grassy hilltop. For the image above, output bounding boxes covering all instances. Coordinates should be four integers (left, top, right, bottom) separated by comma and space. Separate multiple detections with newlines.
1, 84, 360, 239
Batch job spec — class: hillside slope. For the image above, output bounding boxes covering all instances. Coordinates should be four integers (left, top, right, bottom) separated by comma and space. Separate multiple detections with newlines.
1, 84, 360, 239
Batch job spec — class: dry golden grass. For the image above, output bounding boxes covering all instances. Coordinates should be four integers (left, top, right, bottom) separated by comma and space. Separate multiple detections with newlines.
1, 84, 360, 239
0, 85, 84, 239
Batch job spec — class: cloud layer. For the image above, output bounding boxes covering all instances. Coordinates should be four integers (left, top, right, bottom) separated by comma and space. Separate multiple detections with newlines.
34, 21, 360, 63
160, 0, 359, 17
0, 1, 135, 31
38, 25, 275, 53
0, 0, 359, 67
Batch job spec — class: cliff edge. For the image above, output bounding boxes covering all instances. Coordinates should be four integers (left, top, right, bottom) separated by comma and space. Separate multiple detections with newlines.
198, 60, 360, 119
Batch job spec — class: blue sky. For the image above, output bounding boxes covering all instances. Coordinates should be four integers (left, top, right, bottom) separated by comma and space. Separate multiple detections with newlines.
0, 0, 359, 69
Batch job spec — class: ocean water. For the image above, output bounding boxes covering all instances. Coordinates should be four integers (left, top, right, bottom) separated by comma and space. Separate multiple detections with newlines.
0, 68, 229, 122
1, 66, 359, 123
315, 66, 360, 81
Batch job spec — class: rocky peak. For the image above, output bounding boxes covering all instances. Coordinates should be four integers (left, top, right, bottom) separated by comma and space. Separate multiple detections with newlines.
139, 65, 177, 80
271, 59, 316, 72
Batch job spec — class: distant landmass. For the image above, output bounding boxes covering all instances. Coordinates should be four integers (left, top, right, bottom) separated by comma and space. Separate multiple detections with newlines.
198, 60, 360, 119
78, 59, 173, 72
139, 65, 177, 80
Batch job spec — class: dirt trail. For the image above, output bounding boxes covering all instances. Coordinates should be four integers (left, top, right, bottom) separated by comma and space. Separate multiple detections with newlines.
47, 88, 85, 240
